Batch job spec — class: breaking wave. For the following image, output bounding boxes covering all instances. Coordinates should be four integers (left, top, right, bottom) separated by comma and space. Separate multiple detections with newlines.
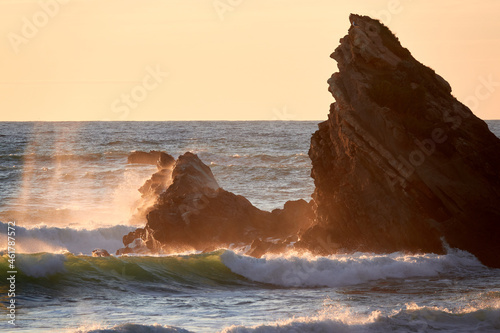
71, 302, 500, 333
220, 249, 485, 287
222, 302, 500, 333
0, 221, 135, 255
0, 249, 488, 288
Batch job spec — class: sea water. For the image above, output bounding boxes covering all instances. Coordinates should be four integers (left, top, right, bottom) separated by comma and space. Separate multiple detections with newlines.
0, 121, 499, 332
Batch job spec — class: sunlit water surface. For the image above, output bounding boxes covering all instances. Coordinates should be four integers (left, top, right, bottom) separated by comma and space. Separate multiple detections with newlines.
0, 121, 499, 332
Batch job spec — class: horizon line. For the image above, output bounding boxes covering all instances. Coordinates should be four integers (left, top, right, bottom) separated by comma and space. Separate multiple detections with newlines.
1, 119, 499, 122
0, 119, 328, 122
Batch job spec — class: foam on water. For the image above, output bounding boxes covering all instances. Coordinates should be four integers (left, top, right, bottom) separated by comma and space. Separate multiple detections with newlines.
3, 248, 487, 285
0, 121, 498, 332
0, 221, 136, 254
220, 249, 485, 287
70, 301, 500, 333
222, 302, 500, 333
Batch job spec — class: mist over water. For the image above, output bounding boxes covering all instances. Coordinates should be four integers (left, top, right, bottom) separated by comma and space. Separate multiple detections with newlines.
0, 121, 316, 228
0, 121, 499, 332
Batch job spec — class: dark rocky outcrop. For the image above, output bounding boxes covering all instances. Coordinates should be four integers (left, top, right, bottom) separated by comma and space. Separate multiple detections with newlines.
118, 152, 313, 255
127, 150, 175, 169
119, 14, 500, 266
300, 14, 500, 267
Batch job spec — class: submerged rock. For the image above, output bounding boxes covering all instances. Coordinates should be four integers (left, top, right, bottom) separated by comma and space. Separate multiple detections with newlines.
127, 150, 175, 169
92, 248, 110, 257
118, 152, 313, 254
301, 14, 500, 267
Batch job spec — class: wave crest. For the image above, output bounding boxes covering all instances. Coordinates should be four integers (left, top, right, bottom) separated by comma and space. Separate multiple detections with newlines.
0, 222, 136, 255
220, 249, 485, 288
222, 302, 500, 333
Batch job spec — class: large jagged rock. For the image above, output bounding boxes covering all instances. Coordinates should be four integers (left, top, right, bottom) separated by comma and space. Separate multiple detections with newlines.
119, 152, 313, 255
301, 14, 500, 267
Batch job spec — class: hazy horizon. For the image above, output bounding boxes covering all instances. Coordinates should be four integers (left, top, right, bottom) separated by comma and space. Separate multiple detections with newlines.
1, 0, 499, 121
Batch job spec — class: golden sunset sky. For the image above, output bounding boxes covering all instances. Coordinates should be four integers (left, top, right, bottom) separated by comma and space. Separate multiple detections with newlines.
1, 0, 499, 121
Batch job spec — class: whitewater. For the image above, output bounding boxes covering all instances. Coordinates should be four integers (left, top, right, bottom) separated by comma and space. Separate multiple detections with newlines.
1, 121, 500, 332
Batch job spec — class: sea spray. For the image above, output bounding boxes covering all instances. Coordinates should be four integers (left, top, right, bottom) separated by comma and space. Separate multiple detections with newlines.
0, 121, 498, 332
0, 249, 497, 332
0, 222, 136, 255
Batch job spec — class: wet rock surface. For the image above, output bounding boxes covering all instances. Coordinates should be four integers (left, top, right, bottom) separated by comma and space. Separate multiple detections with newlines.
118, 152, 313, 255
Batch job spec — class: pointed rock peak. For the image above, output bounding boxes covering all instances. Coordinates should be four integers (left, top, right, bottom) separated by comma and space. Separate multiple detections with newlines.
335, 14, 411, 69
329, 14, 457, 123
305, 13, 500, 268
172, 152, 220, 191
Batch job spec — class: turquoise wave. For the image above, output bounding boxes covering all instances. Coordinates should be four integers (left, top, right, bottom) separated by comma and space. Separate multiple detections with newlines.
0, 251, 255, 292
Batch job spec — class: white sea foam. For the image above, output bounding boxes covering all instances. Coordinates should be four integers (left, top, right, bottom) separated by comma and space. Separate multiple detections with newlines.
222, 302, 500, 333
71, 301, 500, 333
220, 249, 485, 288
0, 221, 136, 255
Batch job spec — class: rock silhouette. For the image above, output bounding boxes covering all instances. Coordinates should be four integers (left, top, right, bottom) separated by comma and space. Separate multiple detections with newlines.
127, 150, 175, 169
300, 14, 500, 267
119, 15, 500, 267
118, 152, 313, 255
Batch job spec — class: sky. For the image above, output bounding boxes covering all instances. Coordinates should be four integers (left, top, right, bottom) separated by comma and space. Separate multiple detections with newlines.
1, 0, 499, 121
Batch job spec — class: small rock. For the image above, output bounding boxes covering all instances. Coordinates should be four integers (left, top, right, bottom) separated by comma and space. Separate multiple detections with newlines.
92, 249, 110, 257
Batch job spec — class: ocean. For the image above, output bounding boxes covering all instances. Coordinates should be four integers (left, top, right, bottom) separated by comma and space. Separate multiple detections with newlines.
1, 121, 499, 332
